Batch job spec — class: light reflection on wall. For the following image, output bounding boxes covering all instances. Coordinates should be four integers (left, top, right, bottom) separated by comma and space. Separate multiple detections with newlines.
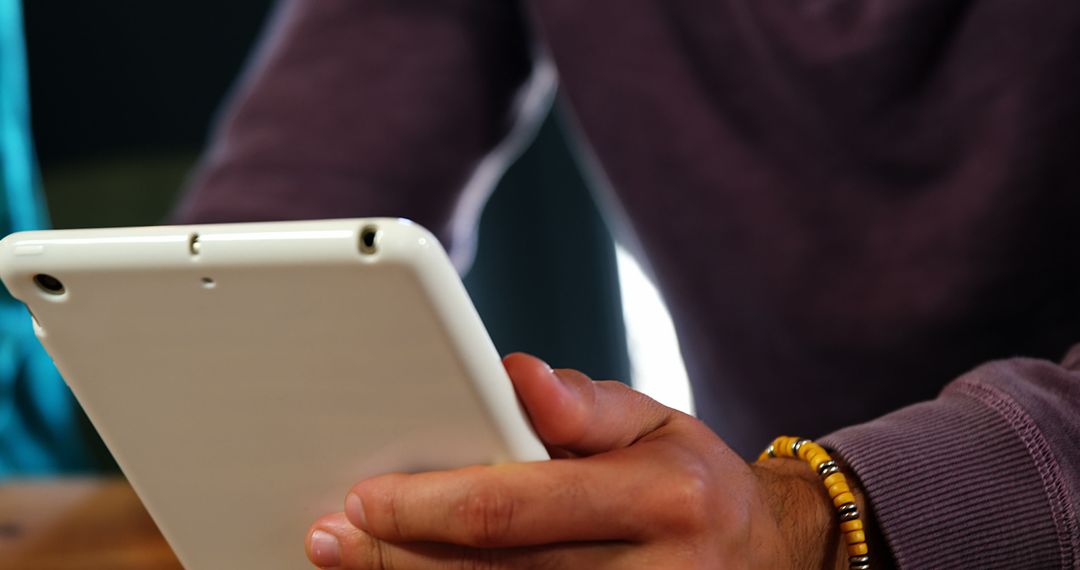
615, 245, 694, 416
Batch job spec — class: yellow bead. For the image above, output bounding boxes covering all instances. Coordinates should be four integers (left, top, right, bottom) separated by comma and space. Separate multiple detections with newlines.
810, 454, 830, 471
847, 542, 868, 557
778, 437, 795, 457
804, 447, 826, 463
771, 438, 787, 457
840, 519, 864, 533
845, 530, 866, 545
824, 473, 846, 488
832, 492, 856, 508
797, 441, 818, 460
827, 481, 851, 498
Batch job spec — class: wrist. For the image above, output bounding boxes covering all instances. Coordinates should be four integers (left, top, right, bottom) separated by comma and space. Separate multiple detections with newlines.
752, 458, 876, 570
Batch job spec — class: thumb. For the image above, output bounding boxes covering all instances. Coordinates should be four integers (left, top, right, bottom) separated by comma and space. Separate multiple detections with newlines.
502, 352, 674, 456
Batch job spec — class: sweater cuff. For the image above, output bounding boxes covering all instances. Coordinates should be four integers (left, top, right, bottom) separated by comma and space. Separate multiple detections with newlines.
820, 370, 1073, 569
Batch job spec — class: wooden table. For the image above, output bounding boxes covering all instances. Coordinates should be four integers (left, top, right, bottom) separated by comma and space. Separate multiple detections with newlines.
0, 478, 182, 569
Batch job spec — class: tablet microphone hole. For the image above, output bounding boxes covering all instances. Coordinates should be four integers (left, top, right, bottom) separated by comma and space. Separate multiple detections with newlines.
359, 225, 380, 254
188, 233, 201, 255
201, 277, 216, 289
33, 274, 65, 295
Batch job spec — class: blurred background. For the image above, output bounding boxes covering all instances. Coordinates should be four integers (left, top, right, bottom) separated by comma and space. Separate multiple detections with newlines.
26, 1, 629, 376
21, 0, 691, 436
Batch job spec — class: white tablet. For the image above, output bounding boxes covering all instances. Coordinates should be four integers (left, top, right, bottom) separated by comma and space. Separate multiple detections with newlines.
0, 218, 548, 569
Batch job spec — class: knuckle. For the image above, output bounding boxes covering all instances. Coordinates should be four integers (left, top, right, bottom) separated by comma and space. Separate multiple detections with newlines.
354, 531, 393, 570
386, 486, 407, 539
361, 476, 409, 539
596, 379, 632, 395
655, 464, 712, 533
457, 479, 516, 547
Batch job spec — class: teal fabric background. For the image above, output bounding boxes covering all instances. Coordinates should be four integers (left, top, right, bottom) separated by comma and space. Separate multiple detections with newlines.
0, 0, 100, 477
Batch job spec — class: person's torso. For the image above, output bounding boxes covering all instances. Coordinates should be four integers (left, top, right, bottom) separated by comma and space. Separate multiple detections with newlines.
529, 0, 1080, 455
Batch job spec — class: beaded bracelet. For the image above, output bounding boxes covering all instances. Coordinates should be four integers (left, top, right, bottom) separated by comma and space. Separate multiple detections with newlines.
759, 436, 871, 570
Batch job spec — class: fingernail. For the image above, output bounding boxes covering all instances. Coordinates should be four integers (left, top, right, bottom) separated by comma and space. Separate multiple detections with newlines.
309, 530, 341, 568
345, 493, 368, 529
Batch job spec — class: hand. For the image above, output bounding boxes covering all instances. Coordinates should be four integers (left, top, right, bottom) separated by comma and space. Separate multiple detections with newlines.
305, 353, 853, 569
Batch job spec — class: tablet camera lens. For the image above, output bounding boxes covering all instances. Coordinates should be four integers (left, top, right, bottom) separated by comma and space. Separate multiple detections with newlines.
359, 225, 380, 254
33, 274, 65, 295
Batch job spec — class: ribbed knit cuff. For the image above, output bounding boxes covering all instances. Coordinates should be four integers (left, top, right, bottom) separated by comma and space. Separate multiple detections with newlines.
821, 371, 1074, 569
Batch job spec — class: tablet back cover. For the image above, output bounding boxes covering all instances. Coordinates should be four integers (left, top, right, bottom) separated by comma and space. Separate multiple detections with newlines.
0, 218, 546, 569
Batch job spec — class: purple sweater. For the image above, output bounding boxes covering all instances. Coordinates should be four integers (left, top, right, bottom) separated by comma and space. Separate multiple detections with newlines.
175, 1, 1080, 567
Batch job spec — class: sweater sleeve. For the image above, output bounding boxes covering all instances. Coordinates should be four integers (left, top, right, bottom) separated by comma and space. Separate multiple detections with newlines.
821, 344, 1080, 569
172, 0, 545, 262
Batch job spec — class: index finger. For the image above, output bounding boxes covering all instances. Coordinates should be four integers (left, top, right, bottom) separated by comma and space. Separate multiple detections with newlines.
344, 447, 685, 548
